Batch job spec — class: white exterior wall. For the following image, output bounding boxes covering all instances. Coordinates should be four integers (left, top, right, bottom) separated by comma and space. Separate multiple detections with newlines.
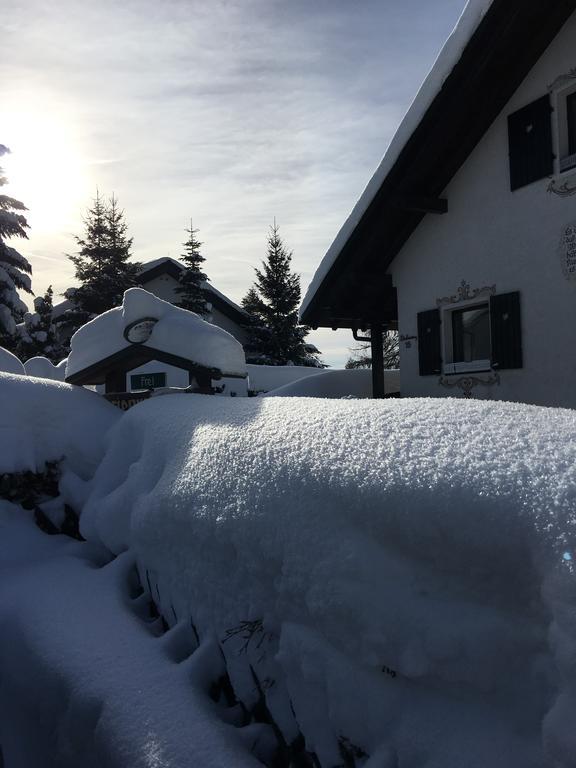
142, 272, 247, 345
210, 305, 249, 346
390, 12, 576, 408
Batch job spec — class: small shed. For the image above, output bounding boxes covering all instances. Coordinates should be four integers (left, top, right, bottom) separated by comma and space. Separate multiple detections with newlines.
65, 288, 248, 404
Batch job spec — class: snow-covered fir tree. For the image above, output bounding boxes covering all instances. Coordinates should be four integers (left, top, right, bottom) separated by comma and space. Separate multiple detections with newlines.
175, 221, 210, 316
15, 286, 66, 363
58, 192, 141, 337
0, 144, 33, 352
241, 223, 324, 367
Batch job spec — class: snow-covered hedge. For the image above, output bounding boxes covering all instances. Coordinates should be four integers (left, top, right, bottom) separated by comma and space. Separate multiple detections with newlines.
0, 372, 120, 478
81, 395, 576, 767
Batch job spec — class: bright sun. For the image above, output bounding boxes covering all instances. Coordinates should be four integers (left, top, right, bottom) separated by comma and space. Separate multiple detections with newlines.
1, 100, 90, 235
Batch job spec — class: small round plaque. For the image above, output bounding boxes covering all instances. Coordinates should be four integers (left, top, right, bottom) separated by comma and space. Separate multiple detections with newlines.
123, 317, 158, 344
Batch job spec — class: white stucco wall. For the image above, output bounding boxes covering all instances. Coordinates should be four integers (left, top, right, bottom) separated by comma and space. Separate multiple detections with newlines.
390, 11, 576, 408
142, 272, 248, 346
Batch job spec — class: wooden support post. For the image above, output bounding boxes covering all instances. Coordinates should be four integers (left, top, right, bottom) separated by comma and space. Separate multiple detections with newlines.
105, 370, 126, 394
371, 323, 385, 399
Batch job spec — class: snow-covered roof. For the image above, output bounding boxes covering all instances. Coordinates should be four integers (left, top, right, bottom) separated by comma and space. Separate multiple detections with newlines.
66, 288, 247, 381
300, 0, 493, 319
53, 257, 249, 323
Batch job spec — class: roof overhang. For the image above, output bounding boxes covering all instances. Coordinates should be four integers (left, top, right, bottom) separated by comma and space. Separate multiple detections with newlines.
301, 0, 576, 329
65, 345, 224, 386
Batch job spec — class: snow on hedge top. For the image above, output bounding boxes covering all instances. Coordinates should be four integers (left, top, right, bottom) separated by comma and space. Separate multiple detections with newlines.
300, 0, 493, 317
66, 288, 247, 379
0, 346, 25, 375
24, 356, 66, 381
0, 372, 120, 475
81, 395, 576, 766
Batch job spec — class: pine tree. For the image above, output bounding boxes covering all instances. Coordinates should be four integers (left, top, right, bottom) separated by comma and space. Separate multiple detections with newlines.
0, 144, 33, 352
15, 286, 66, 363
175, 220, 210, 315
242, 223, 324, 367
59, 192, 141, 335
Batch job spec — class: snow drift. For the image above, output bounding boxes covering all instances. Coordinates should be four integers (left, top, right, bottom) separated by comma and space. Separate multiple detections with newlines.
81, 395, 576, 767
264, 368, 399, 398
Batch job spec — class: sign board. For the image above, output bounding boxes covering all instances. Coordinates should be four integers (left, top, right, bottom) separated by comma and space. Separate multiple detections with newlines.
560, 222, 576, 281
130, 372, 167, 391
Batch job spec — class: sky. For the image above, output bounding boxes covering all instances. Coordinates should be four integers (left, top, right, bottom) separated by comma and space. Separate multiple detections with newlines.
1, 0, 467, 367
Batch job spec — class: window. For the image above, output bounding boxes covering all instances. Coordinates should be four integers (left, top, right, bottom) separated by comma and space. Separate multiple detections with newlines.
556, 85, 576, 173
445, 303, 490, 374
417, 292, 522, 376
508, 96, 554, 190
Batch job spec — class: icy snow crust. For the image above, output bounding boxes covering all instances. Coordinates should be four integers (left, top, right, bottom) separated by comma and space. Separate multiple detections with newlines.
82, 395, 576, 767
300, 0, 493, 317
66, 288, 247, 379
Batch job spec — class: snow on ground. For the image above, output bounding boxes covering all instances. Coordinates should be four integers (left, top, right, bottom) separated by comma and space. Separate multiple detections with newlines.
246, 364, 331, 393
66, 288, 247, 380
80, 394, 576, 767
0, 346, 25, 375
0, 502, 261, 768
264, 368, 399, 398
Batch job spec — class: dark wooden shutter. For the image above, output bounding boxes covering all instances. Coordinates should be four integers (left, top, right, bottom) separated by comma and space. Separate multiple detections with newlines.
490, 292, 522, 370
417, 308, 442, 376
508, 96, 554, 191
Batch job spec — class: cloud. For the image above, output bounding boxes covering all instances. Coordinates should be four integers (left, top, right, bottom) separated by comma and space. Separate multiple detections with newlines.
1, 0, 466, 366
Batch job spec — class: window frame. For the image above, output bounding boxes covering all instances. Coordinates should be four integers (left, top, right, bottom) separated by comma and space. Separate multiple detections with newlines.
553, 81, 576, 175
441, 299, 492, 376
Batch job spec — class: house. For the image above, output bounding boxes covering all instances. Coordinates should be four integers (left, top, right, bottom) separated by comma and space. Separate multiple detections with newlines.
300, 0, 576, 408
53, 257, 251, 348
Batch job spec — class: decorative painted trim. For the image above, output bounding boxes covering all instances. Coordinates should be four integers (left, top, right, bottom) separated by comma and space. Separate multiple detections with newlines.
438, 372, 500, 399
548, 68, 576, 93
400, 334, 417, 349
436, 280, 496, 308
548, 177, 576, 197
559, 221, 576, 281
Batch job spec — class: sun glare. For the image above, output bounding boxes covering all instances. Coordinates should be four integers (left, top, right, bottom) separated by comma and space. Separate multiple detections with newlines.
1, 101, 89, 235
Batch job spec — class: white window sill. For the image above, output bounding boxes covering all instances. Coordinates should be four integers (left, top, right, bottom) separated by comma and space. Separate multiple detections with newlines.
559, 153, 576, 174
443, 360, 491, 375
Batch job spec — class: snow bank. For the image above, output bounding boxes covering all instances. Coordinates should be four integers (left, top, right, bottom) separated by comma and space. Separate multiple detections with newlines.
67, 288, 246, 379
0, 345, 25, 375
0, 503, 260, 768
81, 395, 576, 766
24, 355, 67, 381
0, 372, 120, 477
265, 368, 400, 398
301, 0, 494, 317
247, 363, 332, 393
